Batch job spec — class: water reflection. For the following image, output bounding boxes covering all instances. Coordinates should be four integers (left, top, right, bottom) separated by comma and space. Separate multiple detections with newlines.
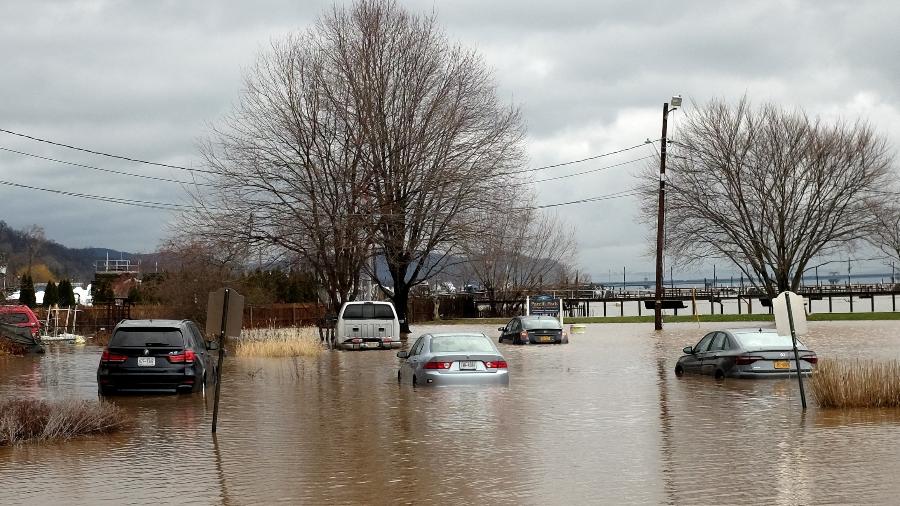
1, 320, 900, 504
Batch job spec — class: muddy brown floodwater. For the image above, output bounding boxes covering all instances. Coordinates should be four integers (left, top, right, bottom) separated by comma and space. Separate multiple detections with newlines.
2, 321, 900, 504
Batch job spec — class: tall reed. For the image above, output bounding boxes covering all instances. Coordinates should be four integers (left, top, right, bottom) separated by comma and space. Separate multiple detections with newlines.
229, 327, 324, 358
810, 358, 900, 408
0, 399, 127, 445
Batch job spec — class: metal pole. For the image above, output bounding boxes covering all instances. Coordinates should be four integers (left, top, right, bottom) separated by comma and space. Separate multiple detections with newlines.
212, 288, 230, 433
654, 102, 669, 331
785, 294, 807, 410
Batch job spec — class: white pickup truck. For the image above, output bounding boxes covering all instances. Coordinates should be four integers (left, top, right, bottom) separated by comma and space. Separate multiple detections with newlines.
335, 301, 402, 350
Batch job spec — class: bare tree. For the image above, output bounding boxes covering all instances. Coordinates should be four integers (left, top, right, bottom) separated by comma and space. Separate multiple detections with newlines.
24, 225, 45, 274
869, 199, 900, 268
184, 28, 376, 312
462, 196, 576, 314
325, 0, 525, 330
185, 0, 525, 329
639, 97, 895, 295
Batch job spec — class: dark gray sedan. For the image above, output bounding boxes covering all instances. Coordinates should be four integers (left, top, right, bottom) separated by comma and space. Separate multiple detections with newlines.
498, 316, 568, 344
675, 328, 817, 379
397, 333, 509, 386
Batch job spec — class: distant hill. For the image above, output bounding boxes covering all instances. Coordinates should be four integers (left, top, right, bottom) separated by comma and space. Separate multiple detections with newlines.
0, 221, 136, 283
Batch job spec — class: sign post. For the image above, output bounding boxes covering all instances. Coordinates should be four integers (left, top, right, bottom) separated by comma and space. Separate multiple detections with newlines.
773, 291, 808, 410
207, 287, 245, 433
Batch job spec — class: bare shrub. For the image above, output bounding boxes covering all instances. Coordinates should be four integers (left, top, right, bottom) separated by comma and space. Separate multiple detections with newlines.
0, 339, 28, 356
0, 399, 126, 446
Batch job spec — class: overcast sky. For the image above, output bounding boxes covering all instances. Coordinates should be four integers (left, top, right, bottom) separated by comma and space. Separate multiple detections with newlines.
1, 0, 898, 281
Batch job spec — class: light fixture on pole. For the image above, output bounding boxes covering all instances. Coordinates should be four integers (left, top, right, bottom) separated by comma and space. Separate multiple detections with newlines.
654, 94, 681, 330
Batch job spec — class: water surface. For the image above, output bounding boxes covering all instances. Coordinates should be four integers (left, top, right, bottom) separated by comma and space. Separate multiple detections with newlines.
2, 320, 900, 504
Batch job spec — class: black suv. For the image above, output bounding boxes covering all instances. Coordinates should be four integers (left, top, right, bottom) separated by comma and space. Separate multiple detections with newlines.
97, 319, 216, 395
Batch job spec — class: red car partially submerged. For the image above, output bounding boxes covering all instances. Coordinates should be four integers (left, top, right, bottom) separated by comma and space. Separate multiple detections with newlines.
0, 305, 42, 337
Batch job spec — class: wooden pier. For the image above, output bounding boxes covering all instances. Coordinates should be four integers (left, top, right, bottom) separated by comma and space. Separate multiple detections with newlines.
469, 283, 900, 318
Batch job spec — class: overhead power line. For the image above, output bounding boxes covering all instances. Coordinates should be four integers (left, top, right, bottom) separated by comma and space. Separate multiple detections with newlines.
0, 173, 640, 214
0, 178, 191, 211
0, 127, 215, 174
0, 126, 654, 178
0, 146, 214, 187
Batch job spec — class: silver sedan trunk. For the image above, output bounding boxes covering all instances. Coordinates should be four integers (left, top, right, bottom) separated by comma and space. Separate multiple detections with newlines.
398, 333, 509, 386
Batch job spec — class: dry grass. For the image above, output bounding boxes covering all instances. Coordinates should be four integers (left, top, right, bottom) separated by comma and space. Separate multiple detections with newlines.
0, 399, 127, 445
229, 327, 325, 358
0, 340, 28, 356
810, 358, 900, 409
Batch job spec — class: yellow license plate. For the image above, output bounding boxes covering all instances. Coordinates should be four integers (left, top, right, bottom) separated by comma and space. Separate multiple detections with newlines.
773, 360, 790, 369
540, 336, 552, 342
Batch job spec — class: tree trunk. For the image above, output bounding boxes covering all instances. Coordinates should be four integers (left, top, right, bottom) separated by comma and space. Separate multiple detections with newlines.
393, 284, 411, 334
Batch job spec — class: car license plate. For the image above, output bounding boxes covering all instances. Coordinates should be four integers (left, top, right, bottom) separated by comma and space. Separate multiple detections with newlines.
540, 335, 552, 343
137, 357, 155, 367
773, 360, 790, 369
460, 361, 477, 370
365, 342, 380, 349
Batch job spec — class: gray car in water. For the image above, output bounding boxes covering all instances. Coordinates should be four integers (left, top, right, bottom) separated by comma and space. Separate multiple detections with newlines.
675, 328, 817, 379
397, 333, 509, 386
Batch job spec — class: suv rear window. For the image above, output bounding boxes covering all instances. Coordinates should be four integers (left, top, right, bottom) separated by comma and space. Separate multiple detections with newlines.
110, 329, 184, 347
342, 304, 395, 320
0, 313, 30, 324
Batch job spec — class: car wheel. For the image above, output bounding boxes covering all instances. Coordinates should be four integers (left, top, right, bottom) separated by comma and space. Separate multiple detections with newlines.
98, 386, 114, 397
674, 365, 684, 377
714, 369, 726, 380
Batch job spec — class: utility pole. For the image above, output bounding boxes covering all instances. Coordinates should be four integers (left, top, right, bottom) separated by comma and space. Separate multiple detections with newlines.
654, 102, 670, 331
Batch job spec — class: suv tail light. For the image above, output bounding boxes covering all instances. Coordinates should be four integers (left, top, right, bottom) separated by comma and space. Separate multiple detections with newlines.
734, 355, 764, 365
100, 349, 127, 363
484, 360, 508, 369
167, 350, 196, 364
424, 361, 452, 370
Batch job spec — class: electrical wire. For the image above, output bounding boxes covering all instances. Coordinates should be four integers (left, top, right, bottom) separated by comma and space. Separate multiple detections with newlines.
0, 178, 192, 210
0, 127, 216, 174
0, 126, 653, 177
0, 146, 214, 187
0, 174, 640, 214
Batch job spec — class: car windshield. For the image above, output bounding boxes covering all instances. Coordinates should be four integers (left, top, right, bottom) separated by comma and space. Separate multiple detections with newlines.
0, 313, 30, 324
430, 335, 495, 354
342, 304, 395, 320
735, 332, 801, 349
110, 329, 184, 347
522, 317, 561, 330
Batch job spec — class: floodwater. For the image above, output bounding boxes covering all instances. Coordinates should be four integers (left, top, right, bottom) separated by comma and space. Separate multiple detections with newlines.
2, 320, 900, 505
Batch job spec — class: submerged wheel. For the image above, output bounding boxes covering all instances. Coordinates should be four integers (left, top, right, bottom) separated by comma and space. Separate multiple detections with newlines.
714, 369, 726, 380
674, 365, 684, 377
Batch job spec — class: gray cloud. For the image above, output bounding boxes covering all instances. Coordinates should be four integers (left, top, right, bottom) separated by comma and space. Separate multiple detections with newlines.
1, 0, 897, 280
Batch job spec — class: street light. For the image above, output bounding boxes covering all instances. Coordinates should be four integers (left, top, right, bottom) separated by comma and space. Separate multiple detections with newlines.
654, 94, 682, 331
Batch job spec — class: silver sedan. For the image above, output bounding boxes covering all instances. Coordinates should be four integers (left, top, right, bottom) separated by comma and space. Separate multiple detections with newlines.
397, 333, 510, 386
